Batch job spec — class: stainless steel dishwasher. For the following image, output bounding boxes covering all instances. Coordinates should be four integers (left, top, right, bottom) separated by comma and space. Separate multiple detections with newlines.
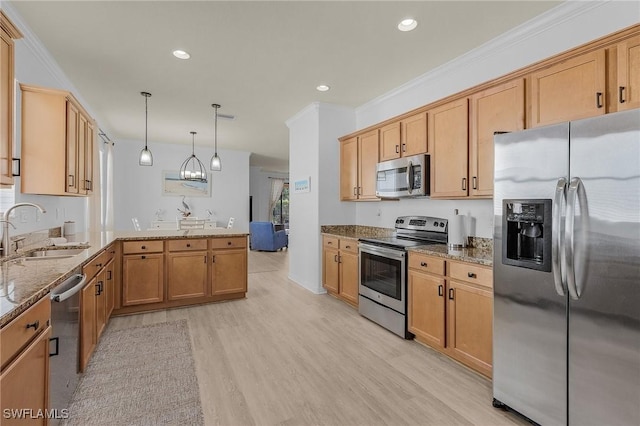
49, 273, 86, 423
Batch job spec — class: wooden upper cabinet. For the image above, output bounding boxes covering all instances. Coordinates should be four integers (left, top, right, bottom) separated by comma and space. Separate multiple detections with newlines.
339, 137, 358, 200
402, 112, 428, 157
379, 112, 428, 162
20, 84, 95, 196
0, 12, 21, 187
357, 129, 379, 200
469, 79, 525, 198
617, 35, 640, 111
379, 121, 401, 161
428, 98, 469, 198
530, 50, 606, 127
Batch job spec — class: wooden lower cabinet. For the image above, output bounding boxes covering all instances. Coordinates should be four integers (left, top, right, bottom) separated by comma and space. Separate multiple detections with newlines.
95, 268, 107, 340
122, 253, 164, 306
104, 258, 115, 319
408, 252, 493, 377
167, 251, 208, 300
79, 276, 97, 373
211, 250, 247, 296
0, 326, 51, 426
408, 270, 446, 349
321, 235, 358, 307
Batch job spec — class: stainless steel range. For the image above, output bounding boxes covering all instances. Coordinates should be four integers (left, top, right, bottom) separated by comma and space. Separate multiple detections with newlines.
358, 216, 448, 338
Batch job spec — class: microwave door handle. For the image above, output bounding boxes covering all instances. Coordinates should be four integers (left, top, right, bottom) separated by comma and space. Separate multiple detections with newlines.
406, 161, 413, 194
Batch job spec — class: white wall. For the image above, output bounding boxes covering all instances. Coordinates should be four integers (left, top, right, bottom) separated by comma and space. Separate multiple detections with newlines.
287, 103, 355, 293
113, 140, 250, 232
4, 3, 102, 236
249, 166, 288, 223
352, 1, 639, 238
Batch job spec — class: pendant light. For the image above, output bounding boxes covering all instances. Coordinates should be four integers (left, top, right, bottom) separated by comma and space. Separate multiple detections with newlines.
139, 92, 153, 166
210, 103, 222, 171
179, 131, 208, 182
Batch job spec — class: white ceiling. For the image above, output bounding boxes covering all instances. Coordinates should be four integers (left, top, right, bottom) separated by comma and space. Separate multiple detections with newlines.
9, 1, 561, 172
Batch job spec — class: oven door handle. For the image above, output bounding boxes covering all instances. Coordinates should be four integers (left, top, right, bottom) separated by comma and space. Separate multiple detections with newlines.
359, 244, 405, 261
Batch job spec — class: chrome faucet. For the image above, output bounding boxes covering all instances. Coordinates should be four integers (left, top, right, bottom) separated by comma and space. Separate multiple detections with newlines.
2, 203, 46, 257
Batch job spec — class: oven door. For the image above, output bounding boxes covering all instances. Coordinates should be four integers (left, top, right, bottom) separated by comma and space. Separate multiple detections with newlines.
359, 243, 406, 314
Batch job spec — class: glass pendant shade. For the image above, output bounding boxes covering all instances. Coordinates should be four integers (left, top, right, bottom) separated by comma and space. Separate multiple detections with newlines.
210, 103, 222, 171
139, 147, 153, 166
179, 132, 208, 182
139, 91, 153, 166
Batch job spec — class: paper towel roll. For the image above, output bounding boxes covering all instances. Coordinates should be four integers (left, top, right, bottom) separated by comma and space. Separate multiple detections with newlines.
448, 210, 467, 248
63, 221, 76, 238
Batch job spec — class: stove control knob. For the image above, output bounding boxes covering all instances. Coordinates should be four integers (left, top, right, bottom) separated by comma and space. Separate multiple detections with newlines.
439, 222, 445, 227
433, 221, 438, 227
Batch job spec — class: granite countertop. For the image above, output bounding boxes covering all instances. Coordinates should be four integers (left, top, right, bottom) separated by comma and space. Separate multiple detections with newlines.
0, 229, 249, 328
321, 225, 493, 267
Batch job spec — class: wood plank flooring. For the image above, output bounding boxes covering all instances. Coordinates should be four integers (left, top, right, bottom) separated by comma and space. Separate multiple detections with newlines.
109, 250, 526, 426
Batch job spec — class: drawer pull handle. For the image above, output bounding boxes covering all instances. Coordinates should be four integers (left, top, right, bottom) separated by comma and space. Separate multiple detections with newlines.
96, 263, 102, 268
49, 337, 59, 357
328, 241, 332, 245
204, 255, 207, 263
596, 92, 603, 109
107, 270, 112, 280
334, 254, 338, 263
141, 255, 146, 259
141, 245, 146, 249
467, 272, 477, 278
395, 144, 400, 154
345, 245, 351, 249
619, 86, 626, 104
420, 262, 427, 267
449, 288, 455, 300
26, 320, 39, 331
212, 255, 216, 263
187, 243, 191, 247
438, 285, 443, 297
227, 241, 232, 246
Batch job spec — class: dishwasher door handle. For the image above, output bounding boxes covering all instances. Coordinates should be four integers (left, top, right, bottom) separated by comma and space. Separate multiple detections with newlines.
50, 274, 87, 302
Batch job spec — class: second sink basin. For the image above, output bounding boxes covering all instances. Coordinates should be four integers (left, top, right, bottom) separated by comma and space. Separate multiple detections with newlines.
24, 248, 88, 260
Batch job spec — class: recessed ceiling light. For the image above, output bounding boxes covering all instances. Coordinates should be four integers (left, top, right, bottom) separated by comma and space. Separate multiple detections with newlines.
316, 85, 330, 92
172, 50, 191, 59
398, 18, 418, 32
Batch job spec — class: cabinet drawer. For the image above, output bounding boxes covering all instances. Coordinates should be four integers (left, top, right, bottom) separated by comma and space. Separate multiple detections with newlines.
167, 239, 208, 252
323, 236, 339, 249
83, 250, 109, 280
449, 261, 493, 288
210, 237, 247, 249
122, 240, 164, 254
0, 297, 51, 370
408, 253, 445, 276
339, 238, 358, 254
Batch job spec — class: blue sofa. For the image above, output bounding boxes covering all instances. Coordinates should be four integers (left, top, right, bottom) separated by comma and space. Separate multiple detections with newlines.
249, 222, 288, 251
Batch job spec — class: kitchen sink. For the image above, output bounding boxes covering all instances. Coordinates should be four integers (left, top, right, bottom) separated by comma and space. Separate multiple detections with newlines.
22, 248, 88, 260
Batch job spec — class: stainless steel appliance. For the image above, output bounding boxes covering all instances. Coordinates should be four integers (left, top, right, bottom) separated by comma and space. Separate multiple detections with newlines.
493, 109, 640, 426
375, 154, 429, 198
359, 216, 447, 338
49, 273, 86, 424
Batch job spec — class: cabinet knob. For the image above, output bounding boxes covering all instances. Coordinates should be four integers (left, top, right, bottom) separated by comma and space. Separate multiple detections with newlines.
26, 320, 40, 331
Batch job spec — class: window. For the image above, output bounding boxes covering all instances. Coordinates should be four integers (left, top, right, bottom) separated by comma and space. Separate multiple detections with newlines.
272, 183, 289, 228
0, 186, 15, 214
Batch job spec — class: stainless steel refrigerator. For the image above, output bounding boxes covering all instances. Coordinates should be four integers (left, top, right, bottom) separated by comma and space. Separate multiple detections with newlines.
493, 109, 640, 426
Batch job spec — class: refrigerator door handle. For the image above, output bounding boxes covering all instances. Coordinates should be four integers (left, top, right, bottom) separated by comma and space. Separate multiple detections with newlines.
565, 177, 587, 300
552, 178, 567, 296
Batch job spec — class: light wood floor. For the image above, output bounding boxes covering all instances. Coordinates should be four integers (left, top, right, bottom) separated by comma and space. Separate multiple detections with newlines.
109, 250, 527, 426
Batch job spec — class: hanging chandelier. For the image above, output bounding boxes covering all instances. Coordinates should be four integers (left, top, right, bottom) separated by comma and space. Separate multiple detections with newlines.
179, 131, 208, 182
210, 103, 222, 171
139, 92, 153, 166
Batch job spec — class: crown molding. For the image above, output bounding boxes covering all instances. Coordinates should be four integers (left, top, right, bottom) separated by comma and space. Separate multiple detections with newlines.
285, 102, 320, 128
355, 0, 613, 117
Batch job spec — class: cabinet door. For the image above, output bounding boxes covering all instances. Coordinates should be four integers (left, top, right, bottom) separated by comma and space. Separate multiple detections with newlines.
469, 79, 525, 197
122, 253, 164, 306
83, 119, 94, 194
167, 251, 208, 300
379, 121, 401, 161
408, 270, 446, 349
339, 251, 358, 306
322, 247, 340, 294
402, 112, 428, 157
65, 101, 79, 194
447, 280, 493, 378
80, 277, 96, 372
0, 29, 14, 186
77, 113, 87, 194
428, 98, 469, 198
211, 250, 247, 296
0, 327, 50, 426
530, 50, 606, 127
358, 129, 379, 200
105, 259, 115, 319
340, 137, 358, 200
617, 35, 640, 111
95, 268, 107, 340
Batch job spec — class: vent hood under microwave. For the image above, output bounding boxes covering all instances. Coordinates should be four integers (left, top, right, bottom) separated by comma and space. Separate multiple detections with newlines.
375, 154, 430, 199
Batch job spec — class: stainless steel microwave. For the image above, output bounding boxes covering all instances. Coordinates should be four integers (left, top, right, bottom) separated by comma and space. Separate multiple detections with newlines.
375, 154, 429, 198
